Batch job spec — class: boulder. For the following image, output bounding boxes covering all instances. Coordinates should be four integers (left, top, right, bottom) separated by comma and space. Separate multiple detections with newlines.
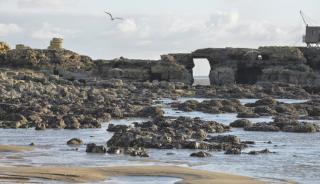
86, 143, 106, 153
67, 138, 83, 146
137, 106, 164, 117
230, 119, 252, 128
190, 151, 212, 157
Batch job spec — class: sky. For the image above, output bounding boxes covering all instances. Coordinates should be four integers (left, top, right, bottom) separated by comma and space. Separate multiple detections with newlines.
0, 0, 319, 75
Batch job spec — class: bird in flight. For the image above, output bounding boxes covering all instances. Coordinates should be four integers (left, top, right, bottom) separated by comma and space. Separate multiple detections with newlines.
104, 11, 124, 21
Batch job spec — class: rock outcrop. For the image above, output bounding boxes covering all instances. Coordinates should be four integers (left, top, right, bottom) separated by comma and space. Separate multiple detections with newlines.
2, 41, 320, 87
94, 57, 193, 84
106, 117, 249, 154
190, 47, 320, 86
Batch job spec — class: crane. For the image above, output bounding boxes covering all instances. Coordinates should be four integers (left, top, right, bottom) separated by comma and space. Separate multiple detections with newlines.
300, 10, 320, 47
300, 10, 308, 26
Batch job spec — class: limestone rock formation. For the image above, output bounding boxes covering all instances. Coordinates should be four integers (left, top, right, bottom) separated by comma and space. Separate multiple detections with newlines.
0, 42, 10, 54
1, 42, 320, 87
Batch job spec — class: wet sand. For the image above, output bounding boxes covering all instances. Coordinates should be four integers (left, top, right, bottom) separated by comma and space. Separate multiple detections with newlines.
0, 145, 33, 152
0, 165, 264, 184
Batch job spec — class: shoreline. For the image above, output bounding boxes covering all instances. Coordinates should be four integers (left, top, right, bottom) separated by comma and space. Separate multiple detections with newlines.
0, 165, 264, 184
0, 145, 34, 152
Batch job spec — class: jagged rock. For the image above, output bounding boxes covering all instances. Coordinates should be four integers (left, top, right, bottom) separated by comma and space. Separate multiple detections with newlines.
80, 117, 101, 128
63, 115, 81, 129
190, 151, 212, 157
137, 106, 164, 117
250, 98, 278, 107
110, 107, 123, 118
107, 124, 131, 132
124, 147, 149, 157
225, 148, 241, 154
42, 116, 66, 129
282, 122, 319, 133
244, 123, 280, 132
308, 107, 320, 116
107, 146, 123, 154
248, 149, 275, 155
241, 141, 255, 144
254, 106, 277, 115
35, 123, 46, 130
191, 129, 208, 140
237, 112, 260, 118
107, 117, 232, 150
206, 135, 241, 144
86, 143, 106, 153
174, 99, 247, 114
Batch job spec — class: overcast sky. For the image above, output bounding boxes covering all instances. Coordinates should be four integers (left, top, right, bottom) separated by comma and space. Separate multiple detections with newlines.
0, 0, 319, 72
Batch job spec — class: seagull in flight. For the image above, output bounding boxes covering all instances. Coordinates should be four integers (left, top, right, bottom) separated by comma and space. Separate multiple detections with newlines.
104, 11, 124, 21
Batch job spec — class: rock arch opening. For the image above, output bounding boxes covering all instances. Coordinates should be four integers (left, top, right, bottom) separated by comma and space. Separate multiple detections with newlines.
192, 58, 211, 85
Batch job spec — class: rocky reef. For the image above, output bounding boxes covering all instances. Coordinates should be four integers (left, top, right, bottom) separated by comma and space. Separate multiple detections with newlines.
106, 116, 249, 155
0, 41, 320, 131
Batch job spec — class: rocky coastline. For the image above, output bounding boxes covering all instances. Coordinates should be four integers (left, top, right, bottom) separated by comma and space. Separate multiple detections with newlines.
0, 41, 320, 183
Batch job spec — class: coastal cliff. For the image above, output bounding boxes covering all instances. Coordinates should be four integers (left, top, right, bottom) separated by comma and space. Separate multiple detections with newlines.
1, 42, 320, 87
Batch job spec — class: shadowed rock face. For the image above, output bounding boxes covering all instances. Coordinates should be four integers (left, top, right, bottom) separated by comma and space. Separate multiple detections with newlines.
94, 56, 193, 84
1, 44, 320, 87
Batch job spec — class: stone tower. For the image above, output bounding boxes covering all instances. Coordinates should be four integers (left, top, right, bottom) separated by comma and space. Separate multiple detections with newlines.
48, 38, 63, 50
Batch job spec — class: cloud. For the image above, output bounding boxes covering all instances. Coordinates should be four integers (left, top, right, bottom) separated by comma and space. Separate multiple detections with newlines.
0, 23, 23, 36
0, 9, 305, 59
17, 0, 65, 8
206, 11, 239, 28
117, 19, 138, 33
31, 22, 79, 40
93, 11, 303, 58
31, 23, 63, 39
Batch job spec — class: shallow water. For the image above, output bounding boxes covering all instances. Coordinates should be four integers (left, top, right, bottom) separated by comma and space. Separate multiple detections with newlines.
160, 97, 310, 105
103, 176, 182, 184
0, 99, 319, 184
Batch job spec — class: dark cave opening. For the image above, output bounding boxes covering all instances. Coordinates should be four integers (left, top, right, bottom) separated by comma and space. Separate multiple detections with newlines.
235, 65, 262, 84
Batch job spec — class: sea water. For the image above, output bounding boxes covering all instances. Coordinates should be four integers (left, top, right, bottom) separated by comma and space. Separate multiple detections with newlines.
0, 99, 319, 184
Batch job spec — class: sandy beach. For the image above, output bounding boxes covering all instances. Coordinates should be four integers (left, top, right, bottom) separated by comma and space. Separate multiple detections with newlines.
0, 144, 264, 183
0, 165, 264, 184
